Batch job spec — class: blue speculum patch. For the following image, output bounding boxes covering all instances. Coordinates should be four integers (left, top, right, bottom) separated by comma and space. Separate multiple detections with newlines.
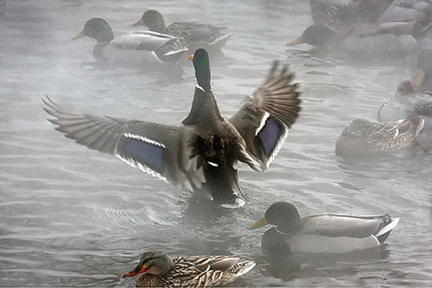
258, 117, 283, 157
125, 137, 163, 172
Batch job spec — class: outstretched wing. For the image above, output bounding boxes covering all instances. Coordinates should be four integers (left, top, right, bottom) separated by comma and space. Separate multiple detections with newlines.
228, 61, 301, 170
42, 96, 189, 187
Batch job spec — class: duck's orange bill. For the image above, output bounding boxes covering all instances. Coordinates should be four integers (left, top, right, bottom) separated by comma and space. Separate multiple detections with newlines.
287, 36, 304, 46
71, 29, 86, 40
124, 266, 146, 277
131, 19, 144, 27
188, 54, 194, 61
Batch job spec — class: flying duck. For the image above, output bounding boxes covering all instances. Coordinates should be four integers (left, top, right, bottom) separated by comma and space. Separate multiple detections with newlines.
43, 48, 301, 206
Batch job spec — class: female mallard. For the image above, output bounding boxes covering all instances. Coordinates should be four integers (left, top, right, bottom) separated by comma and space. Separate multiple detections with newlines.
124, 250, 255, 287
378, 80, 432, 122
72, 18, 187, 62
43, 49, 301, 206
335, 116, 424, 157
249, 202, 399, 254
310, 0, 393, 30
131, 10, 232, 52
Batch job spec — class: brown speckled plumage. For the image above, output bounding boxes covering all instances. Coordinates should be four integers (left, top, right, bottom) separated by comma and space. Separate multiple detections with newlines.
124, 251, 255, 287
335, 116, 424, 157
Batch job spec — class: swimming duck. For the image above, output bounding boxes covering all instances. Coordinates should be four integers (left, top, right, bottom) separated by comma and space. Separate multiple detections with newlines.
335, 116, 424, 157
310, 0, 394, 30
43, 49, 301, 206
287, 23, 418, 53
378, 80, 432, 122
249, 201, 399, 254
131, 10, 232, 52
72, 18, 187, 63
123, 250, 255, 287
414, 49, 432, 92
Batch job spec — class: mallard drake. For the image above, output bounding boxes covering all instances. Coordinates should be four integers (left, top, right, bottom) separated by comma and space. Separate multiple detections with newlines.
131, 10, 232, 52
249, 202, 399, 254
310, 0, 394, 30
414, 49, 432, 92
378, 80, 432, 122
72, 18, 187, 63
124, 250, 255, 287
335, 116, 424, 157
287, 23, 418, 53
43, 49, 301, 206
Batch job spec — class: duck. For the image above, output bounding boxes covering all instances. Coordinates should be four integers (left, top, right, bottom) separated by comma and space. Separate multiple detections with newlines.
378, 80, 432, 122
287, 23, 419, 54
378, 81, 432, 152
414, 49, 432, 92
123, 250, 255, 287
310, 0, 394, 30
131, 10, 232, 52
248, 201, 399, 254
335, 115, 424, 157
43, 49, 301, 207
72, 18, 187, 63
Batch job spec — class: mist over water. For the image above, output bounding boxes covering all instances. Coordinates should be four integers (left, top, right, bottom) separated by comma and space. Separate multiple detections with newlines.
1, 0, 431, 286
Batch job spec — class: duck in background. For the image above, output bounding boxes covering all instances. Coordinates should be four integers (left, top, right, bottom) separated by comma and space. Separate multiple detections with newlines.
310, 0, 394, 30
43, 49, 301, 207
414, 49, 432, 92
124, 250, 255, 287
378, 81, 432, 122
249, 202, 399, 254
335, 115, 424, 157
289, 0, 432, 54
131, 10, 232, 53
287, 21, 422, 54
378, 81, 432, 151
72, 18, 187, 63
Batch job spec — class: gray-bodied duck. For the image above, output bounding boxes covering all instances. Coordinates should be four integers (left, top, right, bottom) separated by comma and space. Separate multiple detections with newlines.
124, 250, 255, 287
378, 80, 432, 152
335, 115, 424, 157
287, 23, 419, 54
131, 10, 232, 52
249, 202, 399, 254
378, 80, 432, 122
43, 49, 301, 206
72, 18, 187, 63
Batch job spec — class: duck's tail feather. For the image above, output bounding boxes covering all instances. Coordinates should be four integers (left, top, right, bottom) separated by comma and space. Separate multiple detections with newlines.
231, 260, 256, 277
375, 215, 400, 243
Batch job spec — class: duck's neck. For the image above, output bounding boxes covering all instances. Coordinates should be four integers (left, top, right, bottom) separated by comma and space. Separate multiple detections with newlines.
276, 221, 301, 234
182, 86, 223, 126
92, 42, 110, 60
195, 63, 211, 93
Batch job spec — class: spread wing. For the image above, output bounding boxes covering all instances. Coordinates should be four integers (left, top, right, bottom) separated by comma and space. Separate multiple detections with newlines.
42, 96, 191, 187
228, 61, 301, 169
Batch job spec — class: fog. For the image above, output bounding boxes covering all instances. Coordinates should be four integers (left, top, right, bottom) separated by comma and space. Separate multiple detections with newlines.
0, 0, 431, 286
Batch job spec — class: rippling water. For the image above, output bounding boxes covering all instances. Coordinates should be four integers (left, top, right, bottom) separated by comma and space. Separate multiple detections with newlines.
1, 0, 431, 286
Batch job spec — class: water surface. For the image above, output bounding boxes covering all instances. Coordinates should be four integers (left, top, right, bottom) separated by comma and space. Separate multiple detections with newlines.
1, 0, 431, 286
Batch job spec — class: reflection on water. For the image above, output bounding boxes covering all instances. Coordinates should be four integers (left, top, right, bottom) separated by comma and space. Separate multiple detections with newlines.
1, 0, 432, 287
